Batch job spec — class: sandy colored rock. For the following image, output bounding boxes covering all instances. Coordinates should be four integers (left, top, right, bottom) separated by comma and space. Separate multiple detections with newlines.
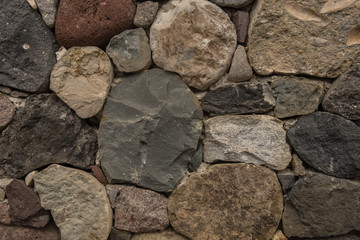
24, 170, 38, 187
0, 202, 11, 225
0, 94, 15, 131
291, 154, 306, 176
150, 0, 237, 90
131, 229, 189, 240
134, 1, 159, 28
248, 0, 360, 78
228, 45, 253, 82
50, 46, 113, 119
272, 230, 288, 240
26, 0, 38, 9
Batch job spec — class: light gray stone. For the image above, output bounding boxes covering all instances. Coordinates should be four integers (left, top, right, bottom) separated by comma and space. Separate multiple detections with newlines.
228, 45, 253, 82
134, 1, 159, 28
209, 0, 254, 8
35, 0, 58, 28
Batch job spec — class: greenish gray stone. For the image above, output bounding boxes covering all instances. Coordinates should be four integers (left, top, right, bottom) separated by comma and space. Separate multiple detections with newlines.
188, 143, 203, 172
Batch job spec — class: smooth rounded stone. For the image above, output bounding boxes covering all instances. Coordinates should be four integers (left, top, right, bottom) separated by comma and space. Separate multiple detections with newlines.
271, 76, 324, 118
99, 69, 203, 192
287, 112, 360, 178
168, 163, 283, 240
0, 94, 15, 131
106, 28, 151, 73
108, 228, 132, 240
0, 94, 98, 178
131, 229, 189, 240
322, 58, 360, 120
55, 0, 136, 48
50, 46, 113, 119
248, 0, 360, 78
134, 1, 159, 28
0, 202, 12, 225
228, 45, 253, 82
0, 0, 58, 92
204, 115, 292, 170
34, 164, 113, 240
150, 0, 237, 90
114, 186, 169, 233
201, 82, 275, 115
282, 172, 360, 238
0, 222, 61, 240
209, 0, 254, 8
232, 11, 249, 43
35, 0, 58, 28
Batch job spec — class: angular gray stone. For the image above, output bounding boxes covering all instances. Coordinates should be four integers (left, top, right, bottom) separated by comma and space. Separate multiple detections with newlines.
106, 28, 151, 73
232, 11, 249, 44
108, 228, 132, 240
0, 94, 98, 178
277, 169, 296, 193
34, 164, 113, 240
322, 58, 360, 120
99, 69, 203, 192
35, 0, 58, 28
188, 143, 203, 172
283, 172, 360, 238
204, 115, 292, 170
131, 229, 189, 240
271, 76, 324, 118
287, 112, 360, 178
134, 1, 159, 28
0, 94, 15, 131
228, 45, 253, 82
209, 0, 254, 8
0, 0, 58, 92
0, 222, 61, 240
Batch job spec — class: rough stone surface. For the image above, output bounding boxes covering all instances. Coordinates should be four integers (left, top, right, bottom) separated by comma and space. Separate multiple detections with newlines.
287, 112, 360, 178
0, 202, 11, 225
114, 186, 169, 233
34, 164, 113, 240
309, 234, 360, 240
106, 185, 127, 208
35, 0, 58, 28
90, 165, 108, 185
50, 46, 113, 119
55, 0, 136, 48
168, 163, 283, 240
99, 69, 203, 192
291, 154, 306, 176
201, 82, 275, 115
0, 0, 58, 92
283, 172, 360, 238
132, 229, 189, 240
188, 143, 203, 172
232, 11, 249, 43
0, 222, 61, 240
209, 0, 254, 8
322, 58, 360, 120
277, 169, 296, 193
204, 115, 291, 170
0, 179, 12, 201
150, 0, 237, 90
108, 228, 132, 240
248, 0, 360, 78
0, 94, 15, 131
271, 76, 324, 118
24, 170, 38, 187
134, 1, 159, 28
26, 0, 38, 9
228, 45, 253, 82
273, 230, 288, 240
0, 94, 98, 178
106, 28, 151, 73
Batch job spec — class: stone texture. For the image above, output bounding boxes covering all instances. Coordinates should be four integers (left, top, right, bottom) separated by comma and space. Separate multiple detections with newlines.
0, 94, 15, 131
108, 228, 132, 240
26, 0, 38, 9
168, 163, 283, 240
0, 94, 98, 178
291, 154, 306, 176
134, 1, 159, 28
0, 222, 61, 240
150, 0, 237, 90
209, 0, 254, 8
309, 234, 360, 240
0, 179, 12, 201
114, 186, 169, 233
50, 46, 113, 119
228, 45, 253, 82
35, 0, 58, 28
131, 229, 189, 240
55, 0, 136, 48
201, 82, 275, 115
24, 170, 38, 187
34, 164, 112, 240
99, 69, 203, 192
106, 28, 151, 73
287, 111, 360, 178
248, 0, 360, 78
0, 0, 58, 92
188, 143, 203, 172
90, 165, 108, 185
204, 115, 291, 170
271, 76, 324, 118
283, 172, 360, 238
0, 202, 11, 225
277, 169, 296, 193
106, 185, 127, 208
232, 11, 249, 44
322, 58, 360, 120
273, 230, 288, 240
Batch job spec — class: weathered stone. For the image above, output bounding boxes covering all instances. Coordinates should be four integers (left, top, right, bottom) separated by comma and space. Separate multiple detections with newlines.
0, 0, 58, 92
287, 112, 360, 178
114, 186, 169, 233
232, 11, 249, 43
277, 169, 296, 193
272, 230, 288, 240
228, 45, 253, 82
106, 185, 127, 208
55, 0, 136, 48
55, 46, 67, 61
209, 0, 254, 8
201, 82, 275, 115
26, 0, 38, 9
99, 69, 203, 192
131, 229, 189, 240
134, 1, 159, 28
188, 143, 203, 172
108, 228, 132, 240
168, 163, 283, 240
291, 154, 306, 176
24, 170, 38, 187
0, 94, 98, 178
150, 0, 237, 90
204, 115, 291, 170
283, 172, 360, 238
0, 94, 15, 131
0, 189, 5, 201
35, 0, 58, 28
90, 165, 108, 185
34, 164, 112, 240
10, 90, 30, 99
0, 202, 11, 225
0, 179, 12, 201
310, 234, 360, 240
106, 28, 151, 73
248, 0, 360, 78
322, 58, 360, 120
0, 222, 61, 240
50, 46, 113, 119
271, 76, 324, 118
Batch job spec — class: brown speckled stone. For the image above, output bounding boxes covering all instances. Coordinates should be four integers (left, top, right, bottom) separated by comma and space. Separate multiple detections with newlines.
0, 94, 15, 131
0, 222, 61, 240
90, 165, 108, 185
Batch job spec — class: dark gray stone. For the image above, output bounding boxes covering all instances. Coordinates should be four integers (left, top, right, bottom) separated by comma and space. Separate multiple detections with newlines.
209, 0, 254, 8
277, 169, 296, 193
232, 11, 249, 44
108, 228, 131, 240
0, 0, 58, 93
188, 143, 203, 172
201, 82, 275, 115
0, 94, 97, 178
283, 172, 360, 238
99, 69, 203, 192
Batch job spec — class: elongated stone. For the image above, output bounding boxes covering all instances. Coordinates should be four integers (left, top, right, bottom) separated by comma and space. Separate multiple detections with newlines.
35, 0, 58, 28
0, 94, 15, 131
210, 0, 254, 8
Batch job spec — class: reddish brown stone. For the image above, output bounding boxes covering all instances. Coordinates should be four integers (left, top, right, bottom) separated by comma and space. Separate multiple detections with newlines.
0, 94, 15, 131
90, 165, 108, 184
232, 11, 249, 44
55, 0, 136, 48
0, 222, 61, 240
0, 202, 11, 225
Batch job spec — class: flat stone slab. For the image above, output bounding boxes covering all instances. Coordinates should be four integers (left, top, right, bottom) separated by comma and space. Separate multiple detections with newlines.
210, 0, 254, 8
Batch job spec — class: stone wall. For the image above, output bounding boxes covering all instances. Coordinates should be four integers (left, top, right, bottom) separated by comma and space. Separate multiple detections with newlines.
0, 0, 359, 239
